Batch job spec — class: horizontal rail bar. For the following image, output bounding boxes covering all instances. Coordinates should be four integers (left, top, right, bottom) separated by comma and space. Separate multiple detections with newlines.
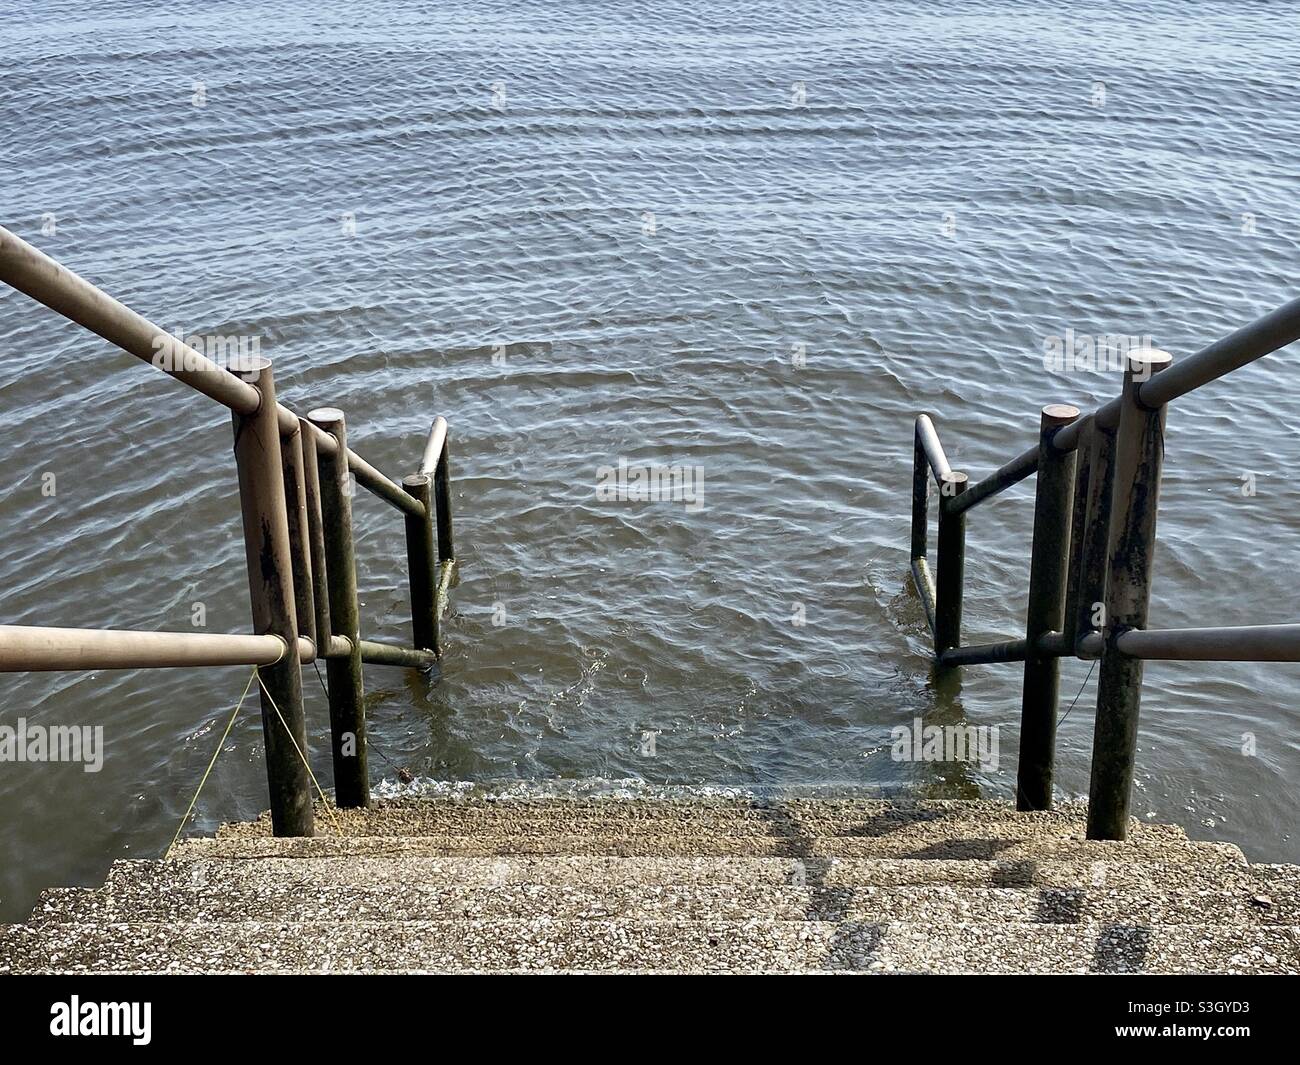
914, 415, 952, 482
315, 632, 437, 670
0, 225, 423, 520
1054, 302, 1300, 453
939, 638, 1027, 667
930, 299, 1300, 517
419, 416, 448, 478
938, 629, 1104, 668
0, 626, 434, 674
345, 449, 424, 517
0, 625, 285, 672
1116, 623, 1300, 662
948, 448, 1037, 515
357, 639, 438, 670
1037, 630, 1102, 660
1139, 296, 1300, 410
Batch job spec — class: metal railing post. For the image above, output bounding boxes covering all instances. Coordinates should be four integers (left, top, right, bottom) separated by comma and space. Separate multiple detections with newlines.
230, 357, 314, 837
911, 423, 928, 563
1073, 417, 1117, 653
1087, 350, 1173, 839
299, 418, 332, 647
402, 474, 439, 654
1016, 403, 1080, 810
934, 471, 968, 658
1062, 416, 1093, 650
308, 406, 370, 808
281, 424, 317, 651
909, 421, 937, 632
433, 438, 455, 564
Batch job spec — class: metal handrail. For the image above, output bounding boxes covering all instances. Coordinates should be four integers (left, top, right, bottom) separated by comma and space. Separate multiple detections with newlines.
947, 295, 1300, 517
0, 226, 422, 519
0, 225, 460, 836
908, 297, 1300, 841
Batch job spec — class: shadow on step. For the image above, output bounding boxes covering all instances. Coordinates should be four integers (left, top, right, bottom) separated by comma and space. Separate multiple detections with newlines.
1091, 925, 1152, 973
751, 800, 885, 970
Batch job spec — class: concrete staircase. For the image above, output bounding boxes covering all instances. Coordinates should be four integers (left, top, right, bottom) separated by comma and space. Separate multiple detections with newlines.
3, 793, 1298, 973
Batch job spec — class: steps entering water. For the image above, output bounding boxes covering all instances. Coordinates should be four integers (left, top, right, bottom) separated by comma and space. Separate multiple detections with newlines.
3, 794, 1297, 974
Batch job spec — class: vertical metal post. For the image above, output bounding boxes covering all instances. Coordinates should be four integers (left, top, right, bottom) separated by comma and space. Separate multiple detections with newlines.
281, 425, 316, 650
231, 356, 313, 837
1016, 403, 1080, 810
1062, 416, 1093, 650
911, 424, 928, 563
1087, 350, 1173, 840
433, 440, 455, 563
402, 474, 440, 654
300, 420, 332, 648
308, 406, 369, 808
1074, 418, 1117, 651
934, 471, 968, 658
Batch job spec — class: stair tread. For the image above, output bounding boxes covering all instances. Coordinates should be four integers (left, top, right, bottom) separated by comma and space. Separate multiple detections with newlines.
167, 832, 1242, 864
3, 919, 1296, 974
6, 794, 1291, 975
104, 854, 1275, 892
217, 797, 1181, 841
31, 880, 1299, 926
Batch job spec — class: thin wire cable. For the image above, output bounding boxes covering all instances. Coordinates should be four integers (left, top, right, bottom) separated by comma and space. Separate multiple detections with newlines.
255, 667, 344, 836
165, 668, 258, 858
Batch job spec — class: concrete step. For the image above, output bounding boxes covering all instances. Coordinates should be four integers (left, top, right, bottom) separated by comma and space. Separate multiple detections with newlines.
2, 919, 1295, 974
217, 797, 1182, 842
30, 878, 1299, 927
167, 832, 1242, 864
109, 854, 1280, 895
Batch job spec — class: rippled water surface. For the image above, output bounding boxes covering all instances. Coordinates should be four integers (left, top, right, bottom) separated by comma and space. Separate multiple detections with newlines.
1, 0, 1298, 918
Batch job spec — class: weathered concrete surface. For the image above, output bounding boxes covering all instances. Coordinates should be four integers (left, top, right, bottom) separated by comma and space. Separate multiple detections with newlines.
3, 795, 1296, 974
30, 881, 1300, 927
166, 832, 1238, 863
216, 797, 1188, 840
2, 920, 1297, 974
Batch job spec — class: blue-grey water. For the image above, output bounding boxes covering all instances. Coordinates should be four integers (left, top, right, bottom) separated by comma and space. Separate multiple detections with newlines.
1, 0, 1297, 919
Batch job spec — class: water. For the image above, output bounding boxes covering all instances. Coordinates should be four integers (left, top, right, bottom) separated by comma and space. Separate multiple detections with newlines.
1, 0, 1297, 920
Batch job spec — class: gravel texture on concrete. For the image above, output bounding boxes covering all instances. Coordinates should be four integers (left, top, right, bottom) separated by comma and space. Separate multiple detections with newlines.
3, 795, 1295, 974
